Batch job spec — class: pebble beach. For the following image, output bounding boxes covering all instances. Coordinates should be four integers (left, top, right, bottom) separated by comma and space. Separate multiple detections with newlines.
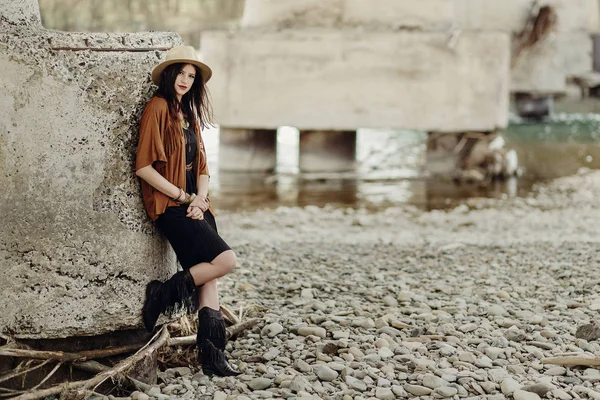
134, 170, 600, 400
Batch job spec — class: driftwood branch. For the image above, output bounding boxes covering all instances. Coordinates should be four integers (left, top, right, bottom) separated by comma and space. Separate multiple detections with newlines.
0, 359, 52, 384
0, 343, 144, 362
166, 318, 260, 347
542, 356, 600, 367
220, 305, 240, 325
11, 326, 170, 400
73, 361, 152, 393
1, 315, 260, 400
227, 318, 260, 339
0, 387, 23, 397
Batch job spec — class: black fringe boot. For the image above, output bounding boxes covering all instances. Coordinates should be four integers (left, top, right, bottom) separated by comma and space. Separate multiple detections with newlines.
142, 270, 199, 332
197, 307, 240, 377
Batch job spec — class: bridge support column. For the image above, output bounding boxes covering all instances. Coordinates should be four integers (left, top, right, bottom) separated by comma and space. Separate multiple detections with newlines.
299, 130, 356, 172
514, 93, 553, 120
219, 128, 277, 172
427, 131, 518, 181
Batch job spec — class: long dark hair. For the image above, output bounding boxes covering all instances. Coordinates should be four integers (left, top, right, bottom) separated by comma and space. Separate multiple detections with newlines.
156, 63, 214, 158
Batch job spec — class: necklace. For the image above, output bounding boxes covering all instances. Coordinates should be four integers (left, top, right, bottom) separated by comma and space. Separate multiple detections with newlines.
178, 111, 189, 130
181, 117, 189, 130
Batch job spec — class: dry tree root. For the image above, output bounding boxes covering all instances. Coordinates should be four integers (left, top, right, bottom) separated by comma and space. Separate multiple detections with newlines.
157, 318, 261, 369
1, 306, 264, 399
164, 318, 261, 348
7, 326, 170, 400
0, 360, 52, 385
220, 305, 240, 325
0, 343, 145, 362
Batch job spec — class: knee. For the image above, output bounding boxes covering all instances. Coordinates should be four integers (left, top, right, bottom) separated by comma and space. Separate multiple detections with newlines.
216, 250, 236, 275
224, 251, 237, 274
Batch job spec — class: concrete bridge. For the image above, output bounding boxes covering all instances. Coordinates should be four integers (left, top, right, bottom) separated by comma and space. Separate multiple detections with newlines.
201, 0, 600, 176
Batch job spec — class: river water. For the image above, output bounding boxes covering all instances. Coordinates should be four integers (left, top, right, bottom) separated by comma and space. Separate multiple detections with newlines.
204, 112, 600, 212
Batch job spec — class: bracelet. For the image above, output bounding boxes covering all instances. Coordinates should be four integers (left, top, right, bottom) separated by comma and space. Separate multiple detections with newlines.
179, 193, 196, 206
172, 187, 184, 202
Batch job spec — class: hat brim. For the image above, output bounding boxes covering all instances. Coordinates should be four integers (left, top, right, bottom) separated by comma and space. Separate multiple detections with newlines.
151, 59, 213, 86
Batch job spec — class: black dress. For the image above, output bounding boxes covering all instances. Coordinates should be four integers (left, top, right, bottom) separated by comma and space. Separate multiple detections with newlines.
155, 122, 232, 270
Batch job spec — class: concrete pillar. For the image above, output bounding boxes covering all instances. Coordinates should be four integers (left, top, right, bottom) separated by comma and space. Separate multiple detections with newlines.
593, 34, 600, 72
219, 128, 277, 172
298, 130, 356, 172
0, 0, 41, 29
514, 93, 553, 120
0, 3, 183, 339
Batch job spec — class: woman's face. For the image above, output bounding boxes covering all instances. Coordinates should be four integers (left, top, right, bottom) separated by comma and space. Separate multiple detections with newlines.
174, 64, 196, 100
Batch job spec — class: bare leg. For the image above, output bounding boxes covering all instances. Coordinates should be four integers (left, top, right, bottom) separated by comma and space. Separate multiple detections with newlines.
188, 250, 236, 286
199, 279, 220, 310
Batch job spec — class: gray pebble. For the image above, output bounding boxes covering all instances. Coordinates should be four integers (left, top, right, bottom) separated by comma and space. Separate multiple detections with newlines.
248, 377, 272, 390
316, 365, 339, 382
404, 384, 433, 396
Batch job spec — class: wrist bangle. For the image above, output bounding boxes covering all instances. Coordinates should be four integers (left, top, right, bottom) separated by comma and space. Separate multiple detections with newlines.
172, 187, 184, 203
180, 193, 196, 206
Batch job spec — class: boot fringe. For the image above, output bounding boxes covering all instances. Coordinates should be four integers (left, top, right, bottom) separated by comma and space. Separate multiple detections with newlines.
163, 270, 199, 317
197, 307, 227, 350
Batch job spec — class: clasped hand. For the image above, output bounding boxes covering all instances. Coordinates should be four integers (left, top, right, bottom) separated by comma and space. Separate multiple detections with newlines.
186, 195, 210, 220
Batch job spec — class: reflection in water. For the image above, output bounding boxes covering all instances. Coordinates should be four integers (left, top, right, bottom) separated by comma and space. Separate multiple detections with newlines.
204, 114, 600, 212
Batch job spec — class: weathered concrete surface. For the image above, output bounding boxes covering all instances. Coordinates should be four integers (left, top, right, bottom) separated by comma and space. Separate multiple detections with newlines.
201, 30, 510, 132
242, 0, 600, 33
458, 0, 600, 33
0, 0, 41, 27
241, 0, 455, 31
455, 0, 532, 33
512, 33, 593, 94
0, 2, 183, 338
237, 0, 598, 98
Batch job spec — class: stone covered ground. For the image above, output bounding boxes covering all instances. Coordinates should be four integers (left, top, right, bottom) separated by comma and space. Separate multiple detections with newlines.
133, 170, 600, 400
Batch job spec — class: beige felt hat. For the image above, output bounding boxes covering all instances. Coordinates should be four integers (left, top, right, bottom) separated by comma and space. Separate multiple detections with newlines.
151, 45, 212, 85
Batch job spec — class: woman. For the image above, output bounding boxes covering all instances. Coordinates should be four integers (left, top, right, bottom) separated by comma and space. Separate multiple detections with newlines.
135, 45, 239, 377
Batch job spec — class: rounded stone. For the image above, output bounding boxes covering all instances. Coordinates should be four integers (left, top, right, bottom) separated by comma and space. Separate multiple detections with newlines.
262, 322, 284, 337
422, 374, 447, 389
316, 365, 339, 382
500, 378, 521, 395
433, 386, 458, 398
513, 389, 542, 400
375, 387, 395, 400
297, 326, 327, 338
405, 384, 433, 396
248, 377, 272, 390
